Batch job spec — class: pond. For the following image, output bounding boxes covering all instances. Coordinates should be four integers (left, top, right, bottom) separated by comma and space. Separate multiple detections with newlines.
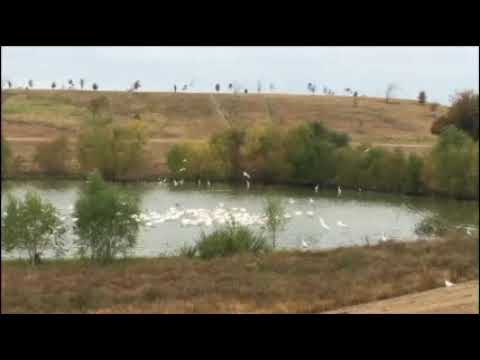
1, 180, 478, 259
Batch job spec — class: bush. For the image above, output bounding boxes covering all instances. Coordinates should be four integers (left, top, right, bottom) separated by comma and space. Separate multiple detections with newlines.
1, 136, 11, 178
418, 91, 427, 105
78, 120, 148, 180
415, 216, 449, 237
431, 91, 479, 140
73, 171, 142, 263
1, 191, 66, 265
195, 222, 270, 259
263, 196, 288, 249
34, 135, 70, 175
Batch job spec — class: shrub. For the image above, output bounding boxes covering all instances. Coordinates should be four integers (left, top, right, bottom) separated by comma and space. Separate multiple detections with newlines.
418, 91, 427, 105
34, 135, 70, 175
72, 171, 142, 263
1, 136, 11, 177
415, 216, 449, 237
1, 191, 66, 265
263, 196, 288, 249
195, 222, 270, 259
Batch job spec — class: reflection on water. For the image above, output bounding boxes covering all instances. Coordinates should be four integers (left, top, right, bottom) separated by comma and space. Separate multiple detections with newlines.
1, 180, 478, 259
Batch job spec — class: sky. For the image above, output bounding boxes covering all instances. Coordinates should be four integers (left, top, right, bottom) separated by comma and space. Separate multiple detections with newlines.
2, 46, 478, 105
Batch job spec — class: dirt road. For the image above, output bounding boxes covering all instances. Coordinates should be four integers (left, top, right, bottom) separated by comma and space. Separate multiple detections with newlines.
324, 280, 479, 314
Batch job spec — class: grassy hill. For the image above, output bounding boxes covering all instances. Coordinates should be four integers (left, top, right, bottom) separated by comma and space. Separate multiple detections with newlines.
2, 89, 447, 176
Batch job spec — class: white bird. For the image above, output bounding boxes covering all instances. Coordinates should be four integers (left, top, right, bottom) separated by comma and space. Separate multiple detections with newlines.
284, 213, 292, 219
218, 202, 225, 208
173, 180, 178, 187
337, 186, 342, 196
306, 211, 314, 217
243, 171, 251, 179
319, 217, 330, 230
445, 280, 455, 288
381, 232, 387, 242
301, 239, 309, 250
358, 188, 362, 192
314, 184, 319, 193
337, 220, 349, 228
295, 211, 303, 216
246, 180, 250, 190
309, 198, 314, 204
182, 158, 188, 163
288, 198, 295, 205
207, 180, 211, 187
197, 179, 202, 186
364, 148, 370, 153
179, 168, 186, 172
466, 228, 473, 236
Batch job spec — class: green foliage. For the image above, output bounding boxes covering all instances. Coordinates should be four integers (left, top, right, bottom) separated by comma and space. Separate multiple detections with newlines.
195, 222, 270, 259
263, 196, 288, 249
179, 244, 198, 258
1, 191, 66, 265
78, 118, 148, 180
428, 126, 478, 199
1, 136, 11, 177
415, 215, 449, 237
72, 171, 142, 263
34, 135, 70, 175
431, 91, 479, 140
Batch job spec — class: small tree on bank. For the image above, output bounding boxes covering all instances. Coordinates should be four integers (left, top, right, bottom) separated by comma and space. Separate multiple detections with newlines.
353, 91, 358, 107
73, 171, 142, 263
51, 82, 57, 90
215, 83, 220, 92
28, 80, 33, 89
92, 83, 99, 91
385, 83, 398, 104
263, 196, 287, 249
80, 79, 85, 90
34, 135, 70, 175
1, 191, 66, 265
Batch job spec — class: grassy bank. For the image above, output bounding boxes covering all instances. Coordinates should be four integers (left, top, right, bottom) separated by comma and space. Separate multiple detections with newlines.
2, 231, 478, 314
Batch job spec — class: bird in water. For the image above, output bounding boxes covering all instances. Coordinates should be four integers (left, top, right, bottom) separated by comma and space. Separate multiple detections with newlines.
197, 179, 202, 186
288, 198, 295, 205
337, 186, 342, 196
337, 220, 349, 228
381, 232, 387, 242
301, 239, 309, 250
314, 184, 319, 193
309, 198, 314, 204
319, 217, 330, 230
207, 180, 211, 187
243, 171, 251, 179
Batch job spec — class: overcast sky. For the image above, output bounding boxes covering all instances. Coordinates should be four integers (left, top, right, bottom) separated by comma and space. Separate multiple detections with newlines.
2, 46, 478, 105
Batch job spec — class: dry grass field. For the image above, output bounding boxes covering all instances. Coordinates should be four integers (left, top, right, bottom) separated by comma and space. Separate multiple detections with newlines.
2, 232, 477, 314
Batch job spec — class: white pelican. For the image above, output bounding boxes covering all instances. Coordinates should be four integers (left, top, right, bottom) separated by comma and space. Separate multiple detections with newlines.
337, 186, 342, 196
314, 184, 319, 193
301, 239, 309, 250
337, 220, 349, 228
243, 171, 251, 179
319, 217, 330, 230
445, 280, 455, 288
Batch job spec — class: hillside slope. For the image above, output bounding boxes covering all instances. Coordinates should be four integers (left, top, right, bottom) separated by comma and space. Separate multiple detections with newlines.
2, 90, 446, 175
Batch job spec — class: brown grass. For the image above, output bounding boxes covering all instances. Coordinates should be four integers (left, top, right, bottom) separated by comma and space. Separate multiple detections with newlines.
2, 232, 477, 314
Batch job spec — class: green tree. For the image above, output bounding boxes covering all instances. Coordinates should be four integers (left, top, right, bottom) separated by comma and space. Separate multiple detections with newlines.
1, 191, 66, 265
72, 171, 141, 263
1, 136, 11, 178
263, 196, 288, 249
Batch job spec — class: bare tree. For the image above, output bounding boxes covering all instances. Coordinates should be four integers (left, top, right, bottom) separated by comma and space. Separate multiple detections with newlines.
174, 84, 177, 93
307, 82, 316, 95
8, 81, 12, 89
385, 83, 398, 104
68, 79, 74, 89
80, 79, 85, 90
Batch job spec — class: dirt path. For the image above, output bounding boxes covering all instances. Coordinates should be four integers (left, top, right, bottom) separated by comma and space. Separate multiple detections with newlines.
324, 280, 479, 314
